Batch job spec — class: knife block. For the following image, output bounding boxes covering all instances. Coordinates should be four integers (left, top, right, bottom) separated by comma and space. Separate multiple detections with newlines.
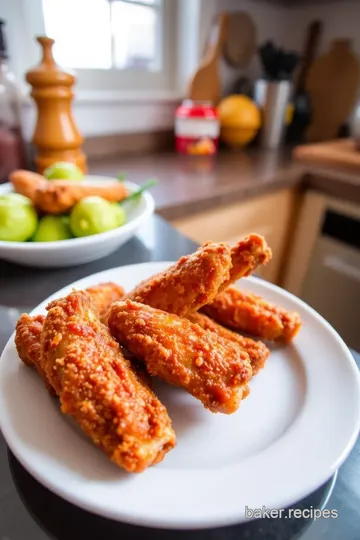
26, 36, 87, 174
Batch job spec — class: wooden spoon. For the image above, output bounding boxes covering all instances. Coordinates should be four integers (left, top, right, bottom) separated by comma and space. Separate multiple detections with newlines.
187, 12, 228, 105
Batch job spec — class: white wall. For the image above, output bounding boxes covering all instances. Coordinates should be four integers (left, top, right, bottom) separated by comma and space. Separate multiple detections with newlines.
284, 0, 360, 58
21, 94, 179, 141
199, 0, 289, 94
221, 0, 288, 93
5, 0, 358, 139
2, 0, 182, 140
284, 0, 360, 115
199, 0, 359, 98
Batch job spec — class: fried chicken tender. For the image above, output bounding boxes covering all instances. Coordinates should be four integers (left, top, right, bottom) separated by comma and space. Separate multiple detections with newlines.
41, 290, 175, 472
127, 242, 233, 317
10, 169, 128, 213
108, 300, 252, 414
220, 234, 272, 291
14, 283, 129, 395
187, 312, 270, 376
10, 170, 47, 201
126, 236, 271, 318
203, 287, 302, 343
85, 282, 125, 323
15, 313, 55, 394
34, 180, 128, 214
14, 282, 124, 373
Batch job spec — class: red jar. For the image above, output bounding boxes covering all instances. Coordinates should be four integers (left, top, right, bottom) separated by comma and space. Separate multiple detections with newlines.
175, 100, 219, 155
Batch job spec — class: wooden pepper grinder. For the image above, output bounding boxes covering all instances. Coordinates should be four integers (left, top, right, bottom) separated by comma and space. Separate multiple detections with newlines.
26, 36, 87, 174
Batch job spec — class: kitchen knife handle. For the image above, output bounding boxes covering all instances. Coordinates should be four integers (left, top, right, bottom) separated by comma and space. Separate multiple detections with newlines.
297, 20, 323, 89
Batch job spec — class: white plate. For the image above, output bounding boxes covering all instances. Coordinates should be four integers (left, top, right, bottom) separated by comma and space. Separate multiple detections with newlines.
0, 262, 359, 529
0, 176, 154, 267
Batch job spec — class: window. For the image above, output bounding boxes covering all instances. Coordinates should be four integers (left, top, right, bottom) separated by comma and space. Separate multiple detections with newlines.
36, 0, 177, 94
42, 0, 161, 71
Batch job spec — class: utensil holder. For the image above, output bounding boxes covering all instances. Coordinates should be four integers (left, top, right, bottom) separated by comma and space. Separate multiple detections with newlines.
255, 80, 291, 149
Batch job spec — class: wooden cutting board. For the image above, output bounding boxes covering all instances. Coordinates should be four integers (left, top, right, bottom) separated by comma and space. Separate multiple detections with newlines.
223, 11, 256, 68
306, 39, 360, 142
293, 138, 360, 172
187, 12, 228, 105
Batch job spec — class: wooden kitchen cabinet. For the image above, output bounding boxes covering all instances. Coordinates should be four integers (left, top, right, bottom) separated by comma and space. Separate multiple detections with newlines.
171, 188, 297, 284
281, 190, 360, 295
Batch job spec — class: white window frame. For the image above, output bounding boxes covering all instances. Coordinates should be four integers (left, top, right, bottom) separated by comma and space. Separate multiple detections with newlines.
3, 0, 207, 106
9, 0, 179, 99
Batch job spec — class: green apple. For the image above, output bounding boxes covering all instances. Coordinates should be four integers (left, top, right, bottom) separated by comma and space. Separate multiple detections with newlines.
70, 196, 126, 237
0, 193, 33, 206
0, 199, 38, 242
33, 215, 72, 242
44, 162, 84, 181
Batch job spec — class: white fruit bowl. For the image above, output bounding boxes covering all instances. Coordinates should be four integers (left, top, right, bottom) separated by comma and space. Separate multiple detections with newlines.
0, 176, 155, 267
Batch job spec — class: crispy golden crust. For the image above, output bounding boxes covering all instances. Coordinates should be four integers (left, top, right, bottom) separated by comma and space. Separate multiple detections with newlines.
15, 313, 44, 368
220, 234, 272, 291
85, 282, 125, 323
15, 313, 56, 394
187, 312, 270, 376
108, 299, 252, 414
10, 170, 47, 201
203, 287, 302, 342
34, 181, 128, 214
41, 290, 175, 472
126, 242, 232, 317
14, 282, 125, 389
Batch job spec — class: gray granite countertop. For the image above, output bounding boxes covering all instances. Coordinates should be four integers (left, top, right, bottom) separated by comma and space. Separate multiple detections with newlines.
89, 148, 360, 221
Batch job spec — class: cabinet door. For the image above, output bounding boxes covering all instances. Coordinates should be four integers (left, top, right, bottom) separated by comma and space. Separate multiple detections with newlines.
281, 190, 360, 295
171, 189, 296, 284
281, 191, 326, 295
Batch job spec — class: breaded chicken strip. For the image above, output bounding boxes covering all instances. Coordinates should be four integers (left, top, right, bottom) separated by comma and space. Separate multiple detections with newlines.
41, 290, 175, 472
203, 287, 302, 343
15, 313, 44, 369
108, 300, 252, 414
127, 236, 271, 318
220, 234, 272, 291
15, 313, 55, 394
16, 310, 152, 393
127, 242, 232, 317
86, 282, 125, 323
14, 283, 134, 394
187, 312, 270, 376
34, 180, 128, 214
15, 281, 124, 374
89, 282, 150, 384
10, 170, 47, 201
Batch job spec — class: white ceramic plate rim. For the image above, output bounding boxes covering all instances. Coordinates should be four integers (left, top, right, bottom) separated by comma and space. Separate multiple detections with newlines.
0, 177, 155, 250
0, 262, 359, 529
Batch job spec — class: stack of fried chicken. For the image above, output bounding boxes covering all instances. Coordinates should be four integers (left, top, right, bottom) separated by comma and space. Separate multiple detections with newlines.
15, 234, 301, 473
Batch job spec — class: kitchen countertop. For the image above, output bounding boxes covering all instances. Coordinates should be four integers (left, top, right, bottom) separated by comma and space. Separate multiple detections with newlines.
293, 139, 360, 174
89, 149, 301, 220
301, 167, 360, 205
89, 147, 360, 221
0, 215, 359, 540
